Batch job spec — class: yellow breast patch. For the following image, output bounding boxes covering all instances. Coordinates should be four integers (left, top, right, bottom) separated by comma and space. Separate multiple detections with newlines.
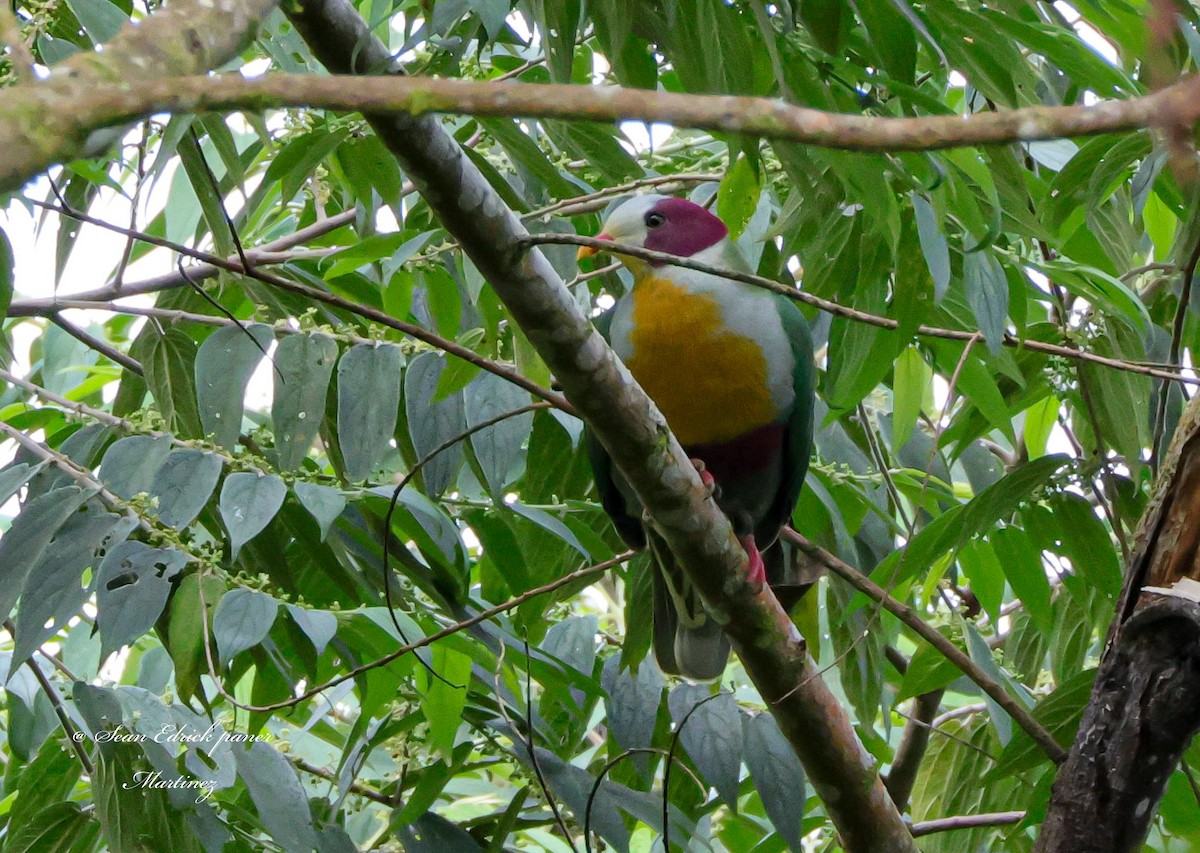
625, 276, 776, 445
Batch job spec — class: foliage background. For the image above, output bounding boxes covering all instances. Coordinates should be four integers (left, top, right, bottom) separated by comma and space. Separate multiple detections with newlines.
1, 0, 1199, 850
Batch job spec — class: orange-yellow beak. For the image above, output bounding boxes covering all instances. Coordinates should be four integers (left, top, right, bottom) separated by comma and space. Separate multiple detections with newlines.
577, 233, 612, 261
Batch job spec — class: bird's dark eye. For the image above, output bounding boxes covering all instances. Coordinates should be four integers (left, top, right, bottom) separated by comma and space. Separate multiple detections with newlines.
644, 212, 666, 228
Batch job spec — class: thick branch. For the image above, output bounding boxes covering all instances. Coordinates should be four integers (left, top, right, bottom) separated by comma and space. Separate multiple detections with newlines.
1038, 392, 1200, 851
280, 0, 914, 849
0, 0, 279, 191
4, 65, 1200, 193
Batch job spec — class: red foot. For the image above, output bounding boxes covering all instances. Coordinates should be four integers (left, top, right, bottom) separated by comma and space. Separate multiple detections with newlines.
690, 458, 718, 498
738, 535, 766, 586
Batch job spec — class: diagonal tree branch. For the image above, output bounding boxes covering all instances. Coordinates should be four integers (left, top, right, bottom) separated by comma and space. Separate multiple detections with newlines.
280, 0, 915, 849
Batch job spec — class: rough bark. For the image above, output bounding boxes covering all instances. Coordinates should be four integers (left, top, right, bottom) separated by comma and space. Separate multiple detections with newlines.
7, 62, 1200, 191
278, 1, 916, 849
1037, 395, 1200, 851
0, 0, 279, 192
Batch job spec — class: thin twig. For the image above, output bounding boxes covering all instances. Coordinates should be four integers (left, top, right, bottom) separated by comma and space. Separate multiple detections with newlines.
783, 530, 1068, 764
196, 551, 635, 712
536, 234, 1200, 386
48, 312, 143, 375
910, 811, 1025, 837
22, 656, 95, 775
1152, 229, 1200, 470
24, 199, 571, 413
522, 638, 576, 850
378, 402, 551, 688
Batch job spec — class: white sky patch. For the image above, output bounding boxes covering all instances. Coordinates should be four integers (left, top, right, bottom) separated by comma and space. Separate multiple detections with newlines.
619, 121, 675, 154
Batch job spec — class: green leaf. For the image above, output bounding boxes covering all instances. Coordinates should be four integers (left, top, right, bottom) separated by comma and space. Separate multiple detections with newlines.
963, 619, 1020, 745
167, 573, 226, 704
958, 538, 1004, 625
540, 0, 582, 82
177, 132, 235, 257
1022, 395, 1059, 460
668, 684, 743, 809
991, 668, 1096, 778
293, 481, 346, 540
335, 133, 404, 207
95, 541, 188, 657
6, 802, 98, 853
213, 589, 280, 665
143, 328, 203, 438
194, 323, 273, 449
219, 472, 287, 558
963, 250, 1008, 354
799, 0, 845, 53
465, 372, 533, 494
337, 342, 404, 482
286, 604, 338, 656
419, 644, 472, 756
718, 154, 763, 240
13, 511, 134, 666
912, 193, 950, 301
0, 486, 91, 621
63, 0, 127, 43
743, 712, 806, 852
272, 333, 338, 470
99, 434, 173, 499
892, 345, 928, 451
150, 448, 222, 529
262, 127, 351, 201
1048, 492, 1122, 598
872, 454, 1069, 588
990, 526, 1053, 633
405, 352, 467, 497
601, 655, 663, 772
0, 225, 13, 320
896, 635, 962, 701
324, 232, 433, 281
233, 741, 320, 852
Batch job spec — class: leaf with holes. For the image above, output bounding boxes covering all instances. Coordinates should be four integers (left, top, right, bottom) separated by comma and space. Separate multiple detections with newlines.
95, 541, 188, 657
13, 512, 136, 666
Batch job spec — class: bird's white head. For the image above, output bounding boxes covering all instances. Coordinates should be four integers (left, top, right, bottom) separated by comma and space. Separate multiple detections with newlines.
577, 194, 728, 266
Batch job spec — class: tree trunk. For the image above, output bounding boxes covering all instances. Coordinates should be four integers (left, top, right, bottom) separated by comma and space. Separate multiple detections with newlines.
1037, 397, 1200, 851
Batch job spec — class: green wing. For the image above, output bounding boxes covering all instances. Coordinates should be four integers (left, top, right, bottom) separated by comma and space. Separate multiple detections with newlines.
584, 308, 644, 548
773, 292, 816, 534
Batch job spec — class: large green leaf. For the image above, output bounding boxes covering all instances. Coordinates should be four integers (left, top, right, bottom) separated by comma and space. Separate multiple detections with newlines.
194, 323, 274, 449
337, 342, 404, 482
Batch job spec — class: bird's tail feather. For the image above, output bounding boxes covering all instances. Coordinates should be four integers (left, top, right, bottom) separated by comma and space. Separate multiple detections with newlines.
647, 528, 730, 680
